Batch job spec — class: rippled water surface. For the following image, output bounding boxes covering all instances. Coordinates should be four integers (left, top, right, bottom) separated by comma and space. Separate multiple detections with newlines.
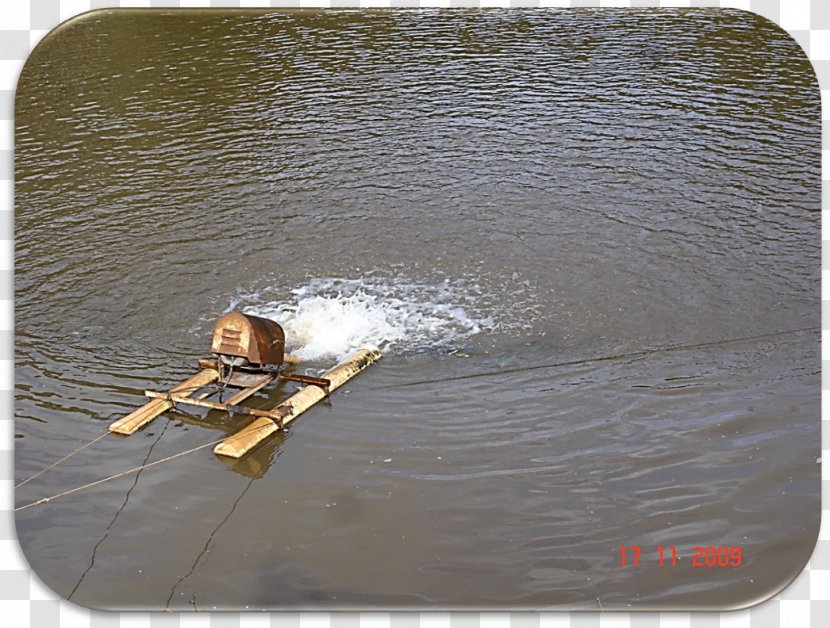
14, 8, 820, 610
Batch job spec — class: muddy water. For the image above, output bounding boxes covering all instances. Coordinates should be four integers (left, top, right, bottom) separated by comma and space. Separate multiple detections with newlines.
13, 9, 820, 610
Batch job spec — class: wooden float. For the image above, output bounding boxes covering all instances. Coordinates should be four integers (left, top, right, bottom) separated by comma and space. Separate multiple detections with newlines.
108, 311, 382, 458
214, 345, 381, 458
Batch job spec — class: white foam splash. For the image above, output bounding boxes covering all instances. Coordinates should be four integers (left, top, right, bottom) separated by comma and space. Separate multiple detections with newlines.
231, 277, 494, 361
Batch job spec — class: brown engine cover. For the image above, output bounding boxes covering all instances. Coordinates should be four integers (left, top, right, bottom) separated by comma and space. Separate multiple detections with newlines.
211, 311, 286, 367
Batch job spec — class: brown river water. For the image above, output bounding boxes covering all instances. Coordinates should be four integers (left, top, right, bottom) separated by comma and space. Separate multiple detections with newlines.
13, 8, 820, 611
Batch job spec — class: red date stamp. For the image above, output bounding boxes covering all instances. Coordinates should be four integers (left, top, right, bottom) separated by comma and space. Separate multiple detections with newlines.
619, 545, 742, 567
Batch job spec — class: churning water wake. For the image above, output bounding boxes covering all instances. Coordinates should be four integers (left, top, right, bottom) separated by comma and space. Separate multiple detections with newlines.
226, 277, 498, 361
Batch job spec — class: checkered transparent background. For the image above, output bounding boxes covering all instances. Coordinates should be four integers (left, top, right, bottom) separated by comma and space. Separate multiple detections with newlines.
2, 0, 828, 626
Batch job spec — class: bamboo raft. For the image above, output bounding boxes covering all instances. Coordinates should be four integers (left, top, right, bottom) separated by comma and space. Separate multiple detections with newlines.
108, 311, 382, 459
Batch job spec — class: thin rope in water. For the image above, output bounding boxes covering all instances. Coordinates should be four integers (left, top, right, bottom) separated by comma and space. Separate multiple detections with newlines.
14, 373, 227, 489
15, 432, 110, 489
15, 393, 194, 489
15, 437, 225, 512
68, 419, 173, 601
14, 420, 279, 513
374, 326, 818, 389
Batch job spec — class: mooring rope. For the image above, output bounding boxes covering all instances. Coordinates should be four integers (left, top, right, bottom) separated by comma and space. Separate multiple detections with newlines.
14, 432, 111, 489
14, 419, 280, 513
14, 362, 272, 507
15, 437, 227, 512
14, 381, 214, 489
375, 326, 818, 389
68, 419, 173, 601
164, 475, 256, 610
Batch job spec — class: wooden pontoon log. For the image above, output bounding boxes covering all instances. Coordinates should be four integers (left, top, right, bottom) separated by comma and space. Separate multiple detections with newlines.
213, 345, 382, 459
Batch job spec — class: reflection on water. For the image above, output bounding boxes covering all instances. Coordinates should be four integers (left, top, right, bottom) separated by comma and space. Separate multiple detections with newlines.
14, 9, 819, 610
